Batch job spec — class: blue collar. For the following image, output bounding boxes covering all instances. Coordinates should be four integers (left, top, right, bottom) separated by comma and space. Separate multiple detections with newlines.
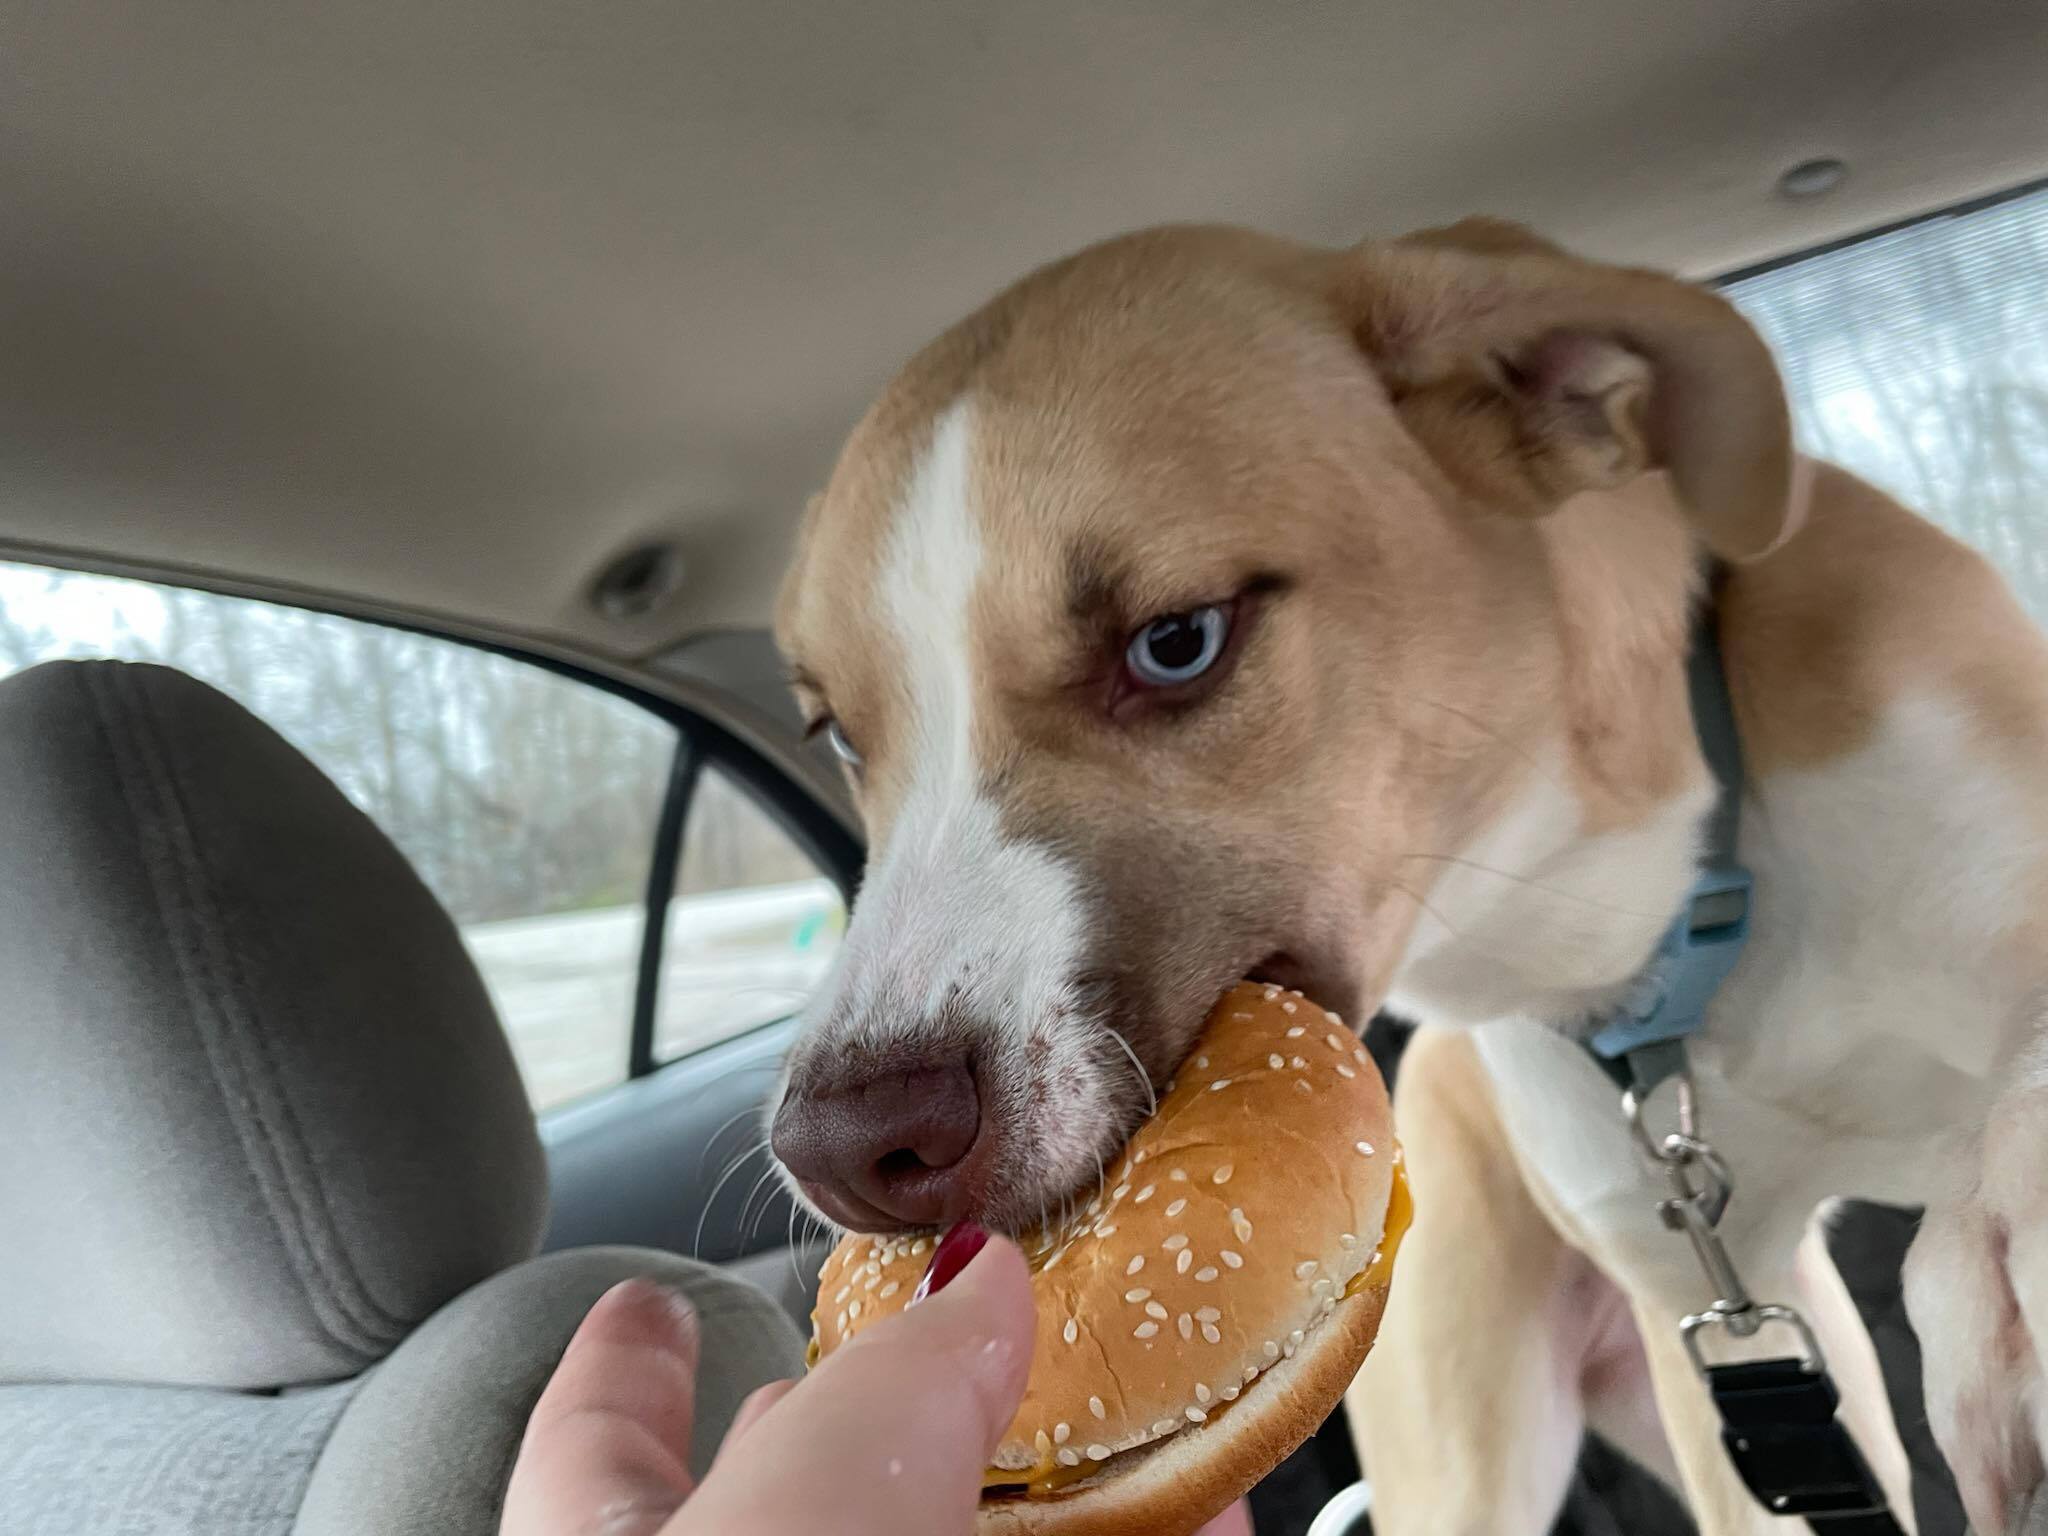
1583, 602, 1753, 1095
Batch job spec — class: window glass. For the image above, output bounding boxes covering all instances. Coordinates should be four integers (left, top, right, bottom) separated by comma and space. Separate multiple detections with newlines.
654, 763, 846, 1062
0, 563, 673, 1110
1725, 186, 2048, 618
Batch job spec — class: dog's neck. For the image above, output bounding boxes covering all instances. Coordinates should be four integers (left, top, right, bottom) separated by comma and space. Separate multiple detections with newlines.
1384, 478, 1718, 1032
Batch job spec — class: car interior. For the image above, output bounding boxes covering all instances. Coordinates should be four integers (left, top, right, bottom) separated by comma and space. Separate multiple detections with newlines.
3, 3, 2046, 1533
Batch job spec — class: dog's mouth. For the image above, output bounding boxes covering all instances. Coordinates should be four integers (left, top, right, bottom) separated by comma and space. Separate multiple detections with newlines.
1243, 948, 1365, 1033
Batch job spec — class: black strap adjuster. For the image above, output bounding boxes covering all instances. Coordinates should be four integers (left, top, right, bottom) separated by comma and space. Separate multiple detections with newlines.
1706, 1357, 1905, 1533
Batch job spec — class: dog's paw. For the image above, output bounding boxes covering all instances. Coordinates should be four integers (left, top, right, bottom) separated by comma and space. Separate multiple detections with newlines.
1904, 1096, 2048, 1534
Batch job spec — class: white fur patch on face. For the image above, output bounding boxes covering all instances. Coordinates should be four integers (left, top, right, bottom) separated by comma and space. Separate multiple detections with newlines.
785, 398, 1123, 1218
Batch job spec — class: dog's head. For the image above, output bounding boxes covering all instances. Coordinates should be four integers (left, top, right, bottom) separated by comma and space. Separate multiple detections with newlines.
771, 219, 1798, 1234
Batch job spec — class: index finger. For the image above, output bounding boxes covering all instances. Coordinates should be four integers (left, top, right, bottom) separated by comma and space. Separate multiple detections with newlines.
675, 1236, 1035, 1535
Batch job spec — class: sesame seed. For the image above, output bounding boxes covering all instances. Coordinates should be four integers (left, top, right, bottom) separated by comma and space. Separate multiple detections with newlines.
1177, 1250, 1193, 1274
1295, 1080, 1312, 1095
1196, 1306, 1222, 1322
1058, 1448, 1081, 1467
1202, 1323, 1223, 1344
1326, 1032, 1346, 1050
864, 1274, 880, 1290
1154, 1418, 1179, 1436
1064, 1318, 1079, 1344
1095, 1225, 1118, 1238
1127, 1256, 1145, 1275
1296, 1261, 1319, 1280
1145, 1301, 1168, 1320
1221, 1384, 1240, 1401
833, 1285, 850, 1303
1263, 1340, 1281, 1359
1195, 1056, 1209, 1069
1232, 1011, 1252, 1020
1133, 1149, 1148, 1164
836, 1311, 847, 1332
1285, 1025, 1305, 1038
1244, 1364, 1261, 1382
1055, 1423, 1070, 1444
1165, 1197, 1187, 1218
1281, 1000, 1297, 1014
1195, 1267, 1219, 1283
1170, 1168, 1190, 1182
1163, 1234, 1189, 1251
1356, 1140, 1375, 1156
1135, 1321, 1160, 1339
1186, 1405, 1208, 1423
1036, 1430, 1052, 1456
1231, 1210, 1253, 1242
911, 1238, 930, 1255
1090, 1396, 1106, 1420
1354, 1046, 1370, 1064
1209, 1079, 1231, 1092
1337, 1063, 1357, 1079
1290, 1329, 1306, 1345
1262, 986, 1280, 1000
1135, 1184, 1156, 1203
849, 1301, 862, 1319
1314, 1278, 1335, 1296
1178, 1313, 1194, 1340
880, 1280, 900, 1299
1125, 1287, 1151, 1303
1213, 1164, 1234, 1185
1087, 1443, 1113, 1461
1283, 1341, 1297, 1359
1340, 1233, 1357, 1248
1195, 1382, 1212, 1403
1221, 1250, 1244, 1268
1326, 1009, 1342, 1023
1112, 1183, 1130, 1200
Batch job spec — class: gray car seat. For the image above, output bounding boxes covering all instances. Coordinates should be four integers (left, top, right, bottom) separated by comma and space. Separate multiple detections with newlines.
0, 660, 805, 1535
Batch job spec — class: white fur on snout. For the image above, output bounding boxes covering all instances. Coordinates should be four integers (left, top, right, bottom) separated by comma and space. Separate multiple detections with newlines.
784, 398, 1125, 1218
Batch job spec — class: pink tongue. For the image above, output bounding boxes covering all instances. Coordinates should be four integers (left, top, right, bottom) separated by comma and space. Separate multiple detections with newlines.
911, 1221, 989, 1305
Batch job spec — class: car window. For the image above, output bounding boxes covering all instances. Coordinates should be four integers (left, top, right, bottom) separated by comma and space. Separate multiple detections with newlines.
1724, 185, 2048, 617
654, 762, 846, 1063
0, 562, 673, 1110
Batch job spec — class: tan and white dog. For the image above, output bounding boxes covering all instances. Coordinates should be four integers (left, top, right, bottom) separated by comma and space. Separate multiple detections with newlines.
769, 217, 2047, 1533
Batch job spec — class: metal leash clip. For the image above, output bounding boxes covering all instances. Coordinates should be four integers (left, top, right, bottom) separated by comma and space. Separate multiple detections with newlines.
1619, 1073, 1902, 1532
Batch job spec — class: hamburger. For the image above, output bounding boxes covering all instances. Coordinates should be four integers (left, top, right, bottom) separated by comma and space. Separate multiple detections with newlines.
807, 981, 1409, 1534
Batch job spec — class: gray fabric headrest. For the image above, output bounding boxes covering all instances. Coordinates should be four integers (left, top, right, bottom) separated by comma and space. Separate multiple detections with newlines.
0, 661, 548, 1389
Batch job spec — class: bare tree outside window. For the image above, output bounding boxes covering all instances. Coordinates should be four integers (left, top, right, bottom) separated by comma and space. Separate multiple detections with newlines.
1726, 188, 2048, 620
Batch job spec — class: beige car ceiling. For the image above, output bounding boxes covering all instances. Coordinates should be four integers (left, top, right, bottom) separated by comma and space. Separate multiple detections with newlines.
5, 0, 2047, 664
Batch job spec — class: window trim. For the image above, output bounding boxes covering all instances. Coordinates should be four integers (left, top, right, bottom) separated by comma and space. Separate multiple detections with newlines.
631, 735, 702, 1078
1712, 172, 2048, 286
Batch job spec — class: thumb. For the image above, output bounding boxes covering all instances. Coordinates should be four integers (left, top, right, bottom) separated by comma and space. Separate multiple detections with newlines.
676, 1234, 1034, 1535
500, 1279, 701, 1536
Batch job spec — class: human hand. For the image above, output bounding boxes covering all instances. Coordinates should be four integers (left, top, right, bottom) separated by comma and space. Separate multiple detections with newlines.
499, 1232, 1255, 1535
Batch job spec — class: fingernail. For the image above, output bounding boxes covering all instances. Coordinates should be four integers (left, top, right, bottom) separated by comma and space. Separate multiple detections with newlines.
911, 1221, 989, 1305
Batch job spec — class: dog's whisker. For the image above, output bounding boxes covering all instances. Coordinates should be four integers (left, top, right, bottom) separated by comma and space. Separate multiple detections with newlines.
694, 1137, 773, 1258
1399, 850, 1666, 920
1097, 1024, 1157, 1118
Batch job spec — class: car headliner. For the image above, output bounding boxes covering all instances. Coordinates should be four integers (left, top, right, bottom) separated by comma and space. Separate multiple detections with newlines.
5, 0, 2047, 666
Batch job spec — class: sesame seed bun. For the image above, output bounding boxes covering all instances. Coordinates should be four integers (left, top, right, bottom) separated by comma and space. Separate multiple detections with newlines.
809, 982, 1405, 1536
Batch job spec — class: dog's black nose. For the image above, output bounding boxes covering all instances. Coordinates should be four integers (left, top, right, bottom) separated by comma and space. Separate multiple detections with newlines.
772, 1059, 986, 1230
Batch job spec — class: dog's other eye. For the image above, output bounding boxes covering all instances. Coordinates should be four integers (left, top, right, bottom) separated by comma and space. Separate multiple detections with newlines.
1125, 605, 1229, 688
824, 718, 863, 770
807, 715, 863, 772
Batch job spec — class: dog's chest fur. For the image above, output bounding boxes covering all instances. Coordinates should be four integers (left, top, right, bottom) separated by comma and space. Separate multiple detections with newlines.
1417, 687, 2037, 1292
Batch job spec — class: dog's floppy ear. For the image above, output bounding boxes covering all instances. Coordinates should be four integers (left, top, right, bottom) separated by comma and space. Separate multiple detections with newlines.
1343, 220, 1798, 562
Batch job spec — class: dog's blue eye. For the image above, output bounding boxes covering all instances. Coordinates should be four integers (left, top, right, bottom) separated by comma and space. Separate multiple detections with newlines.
823, 718, 863, 770
1126, 605, 1229, 687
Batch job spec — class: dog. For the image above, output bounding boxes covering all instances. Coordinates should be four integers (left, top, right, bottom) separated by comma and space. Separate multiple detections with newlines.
769, 216, 2047, 1533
